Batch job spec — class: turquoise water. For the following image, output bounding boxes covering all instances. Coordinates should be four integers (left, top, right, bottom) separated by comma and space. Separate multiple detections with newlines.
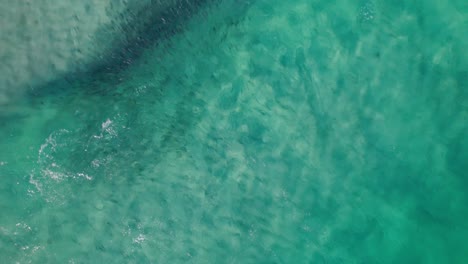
1, 0, 467, 263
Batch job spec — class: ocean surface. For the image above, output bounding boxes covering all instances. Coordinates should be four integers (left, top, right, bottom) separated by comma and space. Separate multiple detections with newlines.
1, 0, 467, 263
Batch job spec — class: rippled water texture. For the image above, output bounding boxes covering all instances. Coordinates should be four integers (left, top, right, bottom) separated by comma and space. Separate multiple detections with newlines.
1, 0, 467, 263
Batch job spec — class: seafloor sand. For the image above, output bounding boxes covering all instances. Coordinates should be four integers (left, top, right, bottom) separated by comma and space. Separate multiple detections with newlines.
0, 0, 467, 263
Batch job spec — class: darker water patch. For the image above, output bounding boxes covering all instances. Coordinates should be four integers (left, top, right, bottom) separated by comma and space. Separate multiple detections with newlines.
27, 0, 213, 100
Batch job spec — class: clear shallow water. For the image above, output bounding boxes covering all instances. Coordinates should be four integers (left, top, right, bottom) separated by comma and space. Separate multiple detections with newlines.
1, 0, 467, 263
